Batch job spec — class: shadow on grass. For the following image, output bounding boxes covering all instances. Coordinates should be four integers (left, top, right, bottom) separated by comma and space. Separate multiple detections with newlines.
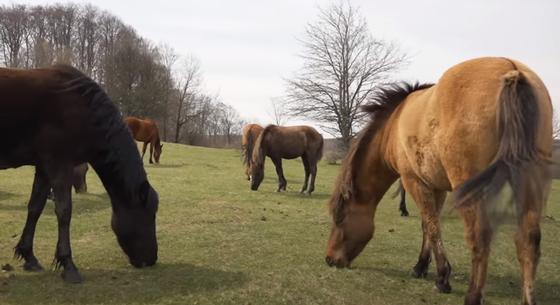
0, 192, 110, 215
2, 263, 247, 305
146, 163, 188, 169
0, 190, 25, 212
358, 265, 559, 303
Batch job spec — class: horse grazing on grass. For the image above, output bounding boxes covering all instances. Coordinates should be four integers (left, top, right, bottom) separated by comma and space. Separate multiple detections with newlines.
125, 117, 163, 164
241, 124, 264, 180
325, 57, 552, 305
0, 65, 159, 283
250, 125, 323, 194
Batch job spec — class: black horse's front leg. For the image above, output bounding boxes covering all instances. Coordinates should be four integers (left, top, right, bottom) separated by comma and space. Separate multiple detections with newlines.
51, 173, 83, 283
399, 188, 409, 216
271, 157, 287, 192
14, 168, 50, 271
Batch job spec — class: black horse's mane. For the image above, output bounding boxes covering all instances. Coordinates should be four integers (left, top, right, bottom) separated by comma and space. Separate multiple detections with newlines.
330, 82, 434, 223
54, 65, 148, 203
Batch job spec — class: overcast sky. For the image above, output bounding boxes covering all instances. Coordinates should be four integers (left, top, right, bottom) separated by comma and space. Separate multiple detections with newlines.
13, 0, 560, 130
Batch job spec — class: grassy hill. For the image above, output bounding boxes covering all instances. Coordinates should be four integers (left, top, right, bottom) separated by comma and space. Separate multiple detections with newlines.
0, 142, 559, 305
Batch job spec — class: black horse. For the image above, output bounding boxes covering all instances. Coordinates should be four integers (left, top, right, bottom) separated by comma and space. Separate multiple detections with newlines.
0, 65, 159, 283
394, 180, 409, 216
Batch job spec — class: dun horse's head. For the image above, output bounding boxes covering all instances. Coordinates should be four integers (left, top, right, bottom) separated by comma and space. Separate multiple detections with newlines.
250, 161, 264, 190
325, 190, 375, 268
111, 181, 159, 268
154, 144, 163, 164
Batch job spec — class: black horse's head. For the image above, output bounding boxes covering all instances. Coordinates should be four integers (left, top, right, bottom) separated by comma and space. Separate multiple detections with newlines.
111, 181, 159, 268
250, 162, 264, 191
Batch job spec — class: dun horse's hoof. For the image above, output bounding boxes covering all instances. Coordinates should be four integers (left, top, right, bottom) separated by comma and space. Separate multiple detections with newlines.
23, 260, 44, 272
434, 281, 452, 293
464, 292, 483, 305
411, 267, 428, 278
62, 269, 84, 284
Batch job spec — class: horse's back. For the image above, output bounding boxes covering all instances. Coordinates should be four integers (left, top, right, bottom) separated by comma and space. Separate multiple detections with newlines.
265, 125, 322, 159
396, 57, 552, 189
0, 66, 93, 167
125, 117, 159, 142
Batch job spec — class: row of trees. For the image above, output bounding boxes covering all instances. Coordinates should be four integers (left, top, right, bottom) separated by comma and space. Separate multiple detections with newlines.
0, 3, 245, 147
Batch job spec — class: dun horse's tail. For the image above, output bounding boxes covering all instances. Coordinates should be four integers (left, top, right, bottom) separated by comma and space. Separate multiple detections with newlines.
455, 69, 546, 209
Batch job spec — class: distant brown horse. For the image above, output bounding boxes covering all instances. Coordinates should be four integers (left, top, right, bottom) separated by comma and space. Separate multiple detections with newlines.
241, 124, 264, 180
0, 65, 159, 283
325, 57, 552, 305
125, 117, 163, 164
250, 125, 323, 194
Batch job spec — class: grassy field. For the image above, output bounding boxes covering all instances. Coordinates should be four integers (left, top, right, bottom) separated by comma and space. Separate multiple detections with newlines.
0, 142, 559, 305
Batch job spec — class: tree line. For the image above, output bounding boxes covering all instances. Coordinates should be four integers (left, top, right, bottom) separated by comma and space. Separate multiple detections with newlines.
0, 3, 245, 147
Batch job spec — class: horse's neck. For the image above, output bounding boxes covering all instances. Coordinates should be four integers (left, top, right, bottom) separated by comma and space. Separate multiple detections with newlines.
90, 128, 146, 204
353, 125, 399, 203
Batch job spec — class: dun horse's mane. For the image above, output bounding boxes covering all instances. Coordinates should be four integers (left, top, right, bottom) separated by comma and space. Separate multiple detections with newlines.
242, 125, 256, 166
55, 65, 148, 201
330, 82, 434, 223
252, 125, 277, 167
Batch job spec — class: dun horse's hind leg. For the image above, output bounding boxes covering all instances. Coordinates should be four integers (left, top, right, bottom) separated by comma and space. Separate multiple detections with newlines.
300, 155, 310, 193
513, 185, 545, 305
411, 219, 431, 278
271, 157, 287, 192
49, 167, 83, 283
459, 203, 493, 305
403, 177, 451, 293
14, 168, 51, 271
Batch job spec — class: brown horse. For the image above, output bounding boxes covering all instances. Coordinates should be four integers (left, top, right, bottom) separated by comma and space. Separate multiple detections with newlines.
241, 124, 264, 180
0, 65, 159, 283
250, 125, 323, 194
125, 117, 163, 164
325, 57, 552, 305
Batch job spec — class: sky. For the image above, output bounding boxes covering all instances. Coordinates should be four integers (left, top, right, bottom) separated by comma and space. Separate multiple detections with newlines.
9, 0, 560, 133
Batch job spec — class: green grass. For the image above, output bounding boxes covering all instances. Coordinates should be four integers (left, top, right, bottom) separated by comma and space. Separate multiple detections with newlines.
0, 142, 559, 305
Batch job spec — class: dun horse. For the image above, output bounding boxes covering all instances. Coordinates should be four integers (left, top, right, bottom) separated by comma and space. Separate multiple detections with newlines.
325, 57, 552, 305
125, 117, 163, 164
241, 124, 264, 180
250, 125, 323, 194
0, 65, 159, 283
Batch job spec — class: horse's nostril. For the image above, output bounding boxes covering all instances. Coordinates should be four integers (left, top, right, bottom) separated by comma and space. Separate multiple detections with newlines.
325, 256, 334, 267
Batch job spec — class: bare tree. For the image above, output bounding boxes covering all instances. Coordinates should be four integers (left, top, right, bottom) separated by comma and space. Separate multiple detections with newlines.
173, 55, 202, 143
0, 4, 29, 67
268, 97, 290, 126
158, 43, 178, 141
285, 1, 407, 148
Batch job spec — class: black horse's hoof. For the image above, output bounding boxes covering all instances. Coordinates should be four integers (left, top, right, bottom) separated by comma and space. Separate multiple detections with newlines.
62, 269, 84, 284
400, 211, 410, 217
23, 260, 44, 272
435, 281, 452, 293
